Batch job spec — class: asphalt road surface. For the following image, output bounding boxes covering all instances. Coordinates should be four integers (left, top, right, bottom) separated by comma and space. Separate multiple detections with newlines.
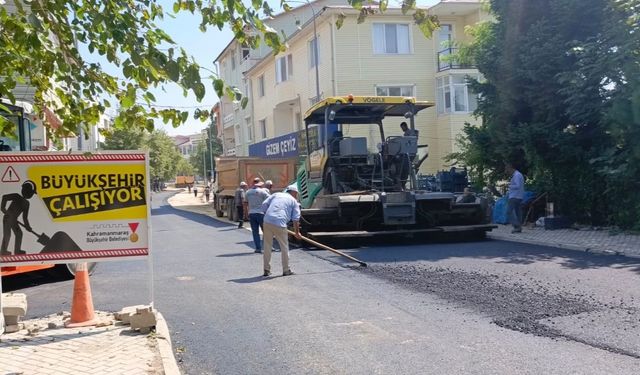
9, 191, 640, 374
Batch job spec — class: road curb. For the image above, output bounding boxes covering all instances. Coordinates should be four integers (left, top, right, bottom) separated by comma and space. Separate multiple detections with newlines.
155, 312, 181, 375
487, 232, 640, 259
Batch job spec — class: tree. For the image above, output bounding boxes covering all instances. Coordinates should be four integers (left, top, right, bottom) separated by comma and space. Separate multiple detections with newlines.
175, 156, 194, 176
451, 0, 640, 228
0, 1, 438, 138
189, 139, 208, 179
101, 127, 183, 181
144, 130, 183, 181
99, 126, 145, 150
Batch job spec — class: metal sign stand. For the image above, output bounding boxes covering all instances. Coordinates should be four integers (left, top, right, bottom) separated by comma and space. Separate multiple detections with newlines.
0, 274, 4, 335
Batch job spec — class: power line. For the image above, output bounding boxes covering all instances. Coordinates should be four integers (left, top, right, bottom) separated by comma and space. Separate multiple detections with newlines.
135, 103, 215, 109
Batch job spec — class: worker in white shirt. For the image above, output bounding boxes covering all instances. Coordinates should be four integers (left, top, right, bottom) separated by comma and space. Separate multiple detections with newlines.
505, 163, 525, 233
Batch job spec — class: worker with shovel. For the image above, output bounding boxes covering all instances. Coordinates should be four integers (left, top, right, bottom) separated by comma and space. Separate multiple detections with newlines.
260, 184, 302, 277
1, 180, 37, 256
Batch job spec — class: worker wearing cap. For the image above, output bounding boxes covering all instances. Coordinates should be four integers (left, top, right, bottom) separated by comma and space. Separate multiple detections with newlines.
264, 180, 273, 193
245, 177, 270, 253
235, 181, 248, 228
260, 184, 302, 277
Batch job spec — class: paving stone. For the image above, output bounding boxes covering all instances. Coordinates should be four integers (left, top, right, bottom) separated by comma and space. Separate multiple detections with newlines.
488, 224, 640, 257
0, 311, 163, 374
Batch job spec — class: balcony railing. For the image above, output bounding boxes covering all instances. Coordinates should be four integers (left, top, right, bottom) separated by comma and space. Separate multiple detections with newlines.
437, 48, 475, 72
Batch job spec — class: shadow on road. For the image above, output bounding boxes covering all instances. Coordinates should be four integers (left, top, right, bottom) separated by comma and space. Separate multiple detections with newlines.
1, 270, 69, 292
227, 275, 268, 284
320, 236, 640, 275
217, 252, 256, 258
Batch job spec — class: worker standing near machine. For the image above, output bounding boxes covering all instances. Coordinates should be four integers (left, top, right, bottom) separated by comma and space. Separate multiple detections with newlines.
260, 184, 302, 277
245, 178, 270, 253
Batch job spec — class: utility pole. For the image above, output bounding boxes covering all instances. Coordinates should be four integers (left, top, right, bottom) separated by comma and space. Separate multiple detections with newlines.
201, 136, 207, 184
208, 122, 214, 184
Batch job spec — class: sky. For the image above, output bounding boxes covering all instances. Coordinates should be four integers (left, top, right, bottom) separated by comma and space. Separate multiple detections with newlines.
95, 0, 440, 137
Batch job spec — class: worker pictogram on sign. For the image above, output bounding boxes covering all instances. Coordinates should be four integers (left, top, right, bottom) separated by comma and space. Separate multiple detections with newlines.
1, 166, 20, 182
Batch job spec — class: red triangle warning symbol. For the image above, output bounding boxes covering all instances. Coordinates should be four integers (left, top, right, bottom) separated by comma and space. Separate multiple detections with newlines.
1, 166, 20, 183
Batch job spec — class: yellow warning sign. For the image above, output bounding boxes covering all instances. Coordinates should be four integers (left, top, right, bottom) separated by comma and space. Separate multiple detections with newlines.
27, 164, 147, 222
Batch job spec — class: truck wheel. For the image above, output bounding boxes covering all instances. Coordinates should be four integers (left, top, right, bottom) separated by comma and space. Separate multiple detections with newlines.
215, 197, 224, 217
226, 199, 235, 221
49, 262, 98, 280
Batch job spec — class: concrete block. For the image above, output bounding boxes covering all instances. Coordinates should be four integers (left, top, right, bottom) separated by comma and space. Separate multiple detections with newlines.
2, 293, 27, 317
5, 315, 19, 325
115, 305, 148, 322
5, 324, 22, 333
130, 311, 157, 331
136, 306, 153, 314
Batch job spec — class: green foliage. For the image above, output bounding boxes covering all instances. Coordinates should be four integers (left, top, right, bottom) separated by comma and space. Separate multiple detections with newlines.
144, 130, 184, 181
452, 0, 640, 228
101, 127, 183, 181
0, 0, 287, 137
175, 157, 195, 176
0, 1, 439, 140
99, 127, 145, 151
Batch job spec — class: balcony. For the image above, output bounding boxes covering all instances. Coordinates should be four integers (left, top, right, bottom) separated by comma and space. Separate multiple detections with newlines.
437, 48, 475, 72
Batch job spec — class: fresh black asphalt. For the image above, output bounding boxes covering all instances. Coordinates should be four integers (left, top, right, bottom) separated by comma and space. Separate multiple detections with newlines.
8, 191, 640, 374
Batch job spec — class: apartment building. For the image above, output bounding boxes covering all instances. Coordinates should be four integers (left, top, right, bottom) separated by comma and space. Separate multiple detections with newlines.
216, 0, 487, 173
60, 114, 113, 152
214, 0, 347, 156
173, 133, 206, 158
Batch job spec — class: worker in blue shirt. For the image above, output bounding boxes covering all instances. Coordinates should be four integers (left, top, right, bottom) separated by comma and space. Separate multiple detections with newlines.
260, 184, 302, 277
505, 163, 525, 233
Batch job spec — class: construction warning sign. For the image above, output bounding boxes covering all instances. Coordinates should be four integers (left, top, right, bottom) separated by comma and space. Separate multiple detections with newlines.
0, 152, 150, 266
1, 166, 20, 182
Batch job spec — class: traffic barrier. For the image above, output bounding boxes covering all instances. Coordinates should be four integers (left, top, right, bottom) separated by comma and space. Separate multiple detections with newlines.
64, 263, 97, 327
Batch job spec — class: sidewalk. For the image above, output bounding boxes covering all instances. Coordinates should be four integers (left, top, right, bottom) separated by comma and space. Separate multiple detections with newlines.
169, 188, 640, 259
488, 224, 640, 258
0, 309, 179, 374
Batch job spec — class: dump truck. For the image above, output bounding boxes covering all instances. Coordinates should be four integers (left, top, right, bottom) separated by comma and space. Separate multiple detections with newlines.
213, 157, 297, 221
175, 175, 195, 188
295, 95, 496, 239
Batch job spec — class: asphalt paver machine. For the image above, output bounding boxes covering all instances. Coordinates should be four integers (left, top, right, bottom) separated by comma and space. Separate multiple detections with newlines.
295, 95, 495, 239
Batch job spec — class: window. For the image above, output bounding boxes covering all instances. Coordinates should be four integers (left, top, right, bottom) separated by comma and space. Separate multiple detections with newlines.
373, 23, 410, 54
259, 119, 267, 139
309, 37, 319, 68
438, 24, 453, 51
231, 54, 236, 70
376, 85, 414, 97
438, 24, 453, 70
276, 54, 293, 83
258, 75, 265, 97
242, 47, 250, 61
245, 117, 252, 142
436, 74, 479, 114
